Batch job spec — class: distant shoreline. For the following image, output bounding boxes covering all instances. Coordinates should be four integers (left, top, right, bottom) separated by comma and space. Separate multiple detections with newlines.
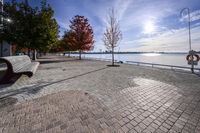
65, 52, 194, 54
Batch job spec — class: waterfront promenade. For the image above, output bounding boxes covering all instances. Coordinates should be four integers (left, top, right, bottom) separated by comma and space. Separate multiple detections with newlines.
0, 56, 200, 133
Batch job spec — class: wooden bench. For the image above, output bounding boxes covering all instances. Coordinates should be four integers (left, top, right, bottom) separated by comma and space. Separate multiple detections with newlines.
0, 55, 39, 83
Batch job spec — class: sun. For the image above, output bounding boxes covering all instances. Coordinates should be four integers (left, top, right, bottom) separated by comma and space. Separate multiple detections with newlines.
143, 21, 155, 34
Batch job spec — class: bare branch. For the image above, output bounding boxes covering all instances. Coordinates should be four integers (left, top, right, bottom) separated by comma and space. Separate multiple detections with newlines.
103, 8, 122, 50
103, 8, 122, 66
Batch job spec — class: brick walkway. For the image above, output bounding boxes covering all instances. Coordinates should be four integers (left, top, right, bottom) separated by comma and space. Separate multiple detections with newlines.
0, 91, 115, 133
0, 56, 200, 133
0, 78, 200, 133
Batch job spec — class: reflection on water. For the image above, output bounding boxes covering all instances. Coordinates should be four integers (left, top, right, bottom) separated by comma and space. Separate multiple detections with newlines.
71, 53, 200, 68
142, 53, 161, 57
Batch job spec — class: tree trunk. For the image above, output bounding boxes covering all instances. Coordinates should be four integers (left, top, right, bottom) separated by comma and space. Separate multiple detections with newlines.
112, 47, 114, 66
68, 51, 71, 57
191, 54, 194, 73
37, 52, 41, 59
79, 50, 82, 60
32, 49, 37, 60
28, 49, 31, 57
0, 41, 3, 57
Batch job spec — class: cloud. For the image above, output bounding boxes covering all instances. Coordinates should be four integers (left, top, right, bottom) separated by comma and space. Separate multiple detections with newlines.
50, 0, 200, 52
118, 0, 177, 31
180, 9, 200, 22
124, 26, 200, 52
191, 10, 200, 21
114, 0, 132, 20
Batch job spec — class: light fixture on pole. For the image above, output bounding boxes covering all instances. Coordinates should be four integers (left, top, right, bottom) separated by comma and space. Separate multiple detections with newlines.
180, 8, 192, 51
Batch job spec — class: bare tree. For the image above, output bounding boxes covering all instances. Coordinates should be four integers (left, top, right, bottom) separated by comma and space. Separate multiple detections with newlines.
103, 9, 122, 66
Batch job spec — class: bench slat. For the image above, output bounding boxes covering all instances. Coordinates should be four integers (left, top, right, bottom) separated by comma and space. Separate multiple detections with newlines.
0, 55, 40, 83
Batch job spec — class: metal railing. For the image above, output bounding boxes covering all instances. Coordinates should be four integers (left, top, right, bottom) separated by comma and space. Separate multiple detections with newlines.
64, 55, 200, 73
126, 61, 200, 72
82, 57, 117, 62
83, 57, 200, 72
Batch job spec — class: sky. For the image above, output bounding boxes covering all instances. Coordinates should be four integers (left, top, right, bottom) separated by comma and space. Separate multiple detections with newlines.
4, 0, 200, 52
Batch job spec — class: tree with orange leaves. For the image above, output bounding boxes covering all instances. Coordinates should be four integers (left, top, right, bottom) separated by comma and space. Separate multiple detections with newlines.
64, 15, 94, 60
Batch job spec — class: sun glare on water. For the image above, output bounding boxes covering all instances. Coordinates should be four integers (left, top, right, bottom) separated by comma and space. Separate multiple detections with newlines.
142, 53, 161, 56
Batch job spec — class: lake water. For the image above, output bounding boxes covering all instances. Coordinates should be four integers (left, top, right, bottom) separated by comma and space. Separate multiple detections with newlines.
69, 53, 200, 68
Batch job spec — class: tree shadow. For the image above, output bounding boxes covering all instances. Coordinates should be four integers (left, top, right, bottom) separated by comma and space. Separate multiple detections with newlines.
107, 65, 120, 67
0, 67, 109, 99
137, 65, 200, 76
39, 59, 80, 64
0, 96, 18, 109
169, 68, 200, 76
194, 73, 200, 77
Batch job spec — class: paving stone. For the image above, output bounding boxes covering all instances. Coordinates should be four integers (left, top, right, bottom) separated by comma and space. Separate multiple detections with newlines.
125, 123, 134, 130
155, 128, 165, 133
159, 126, 169, 132
129, 128, 137, 133
150, 122, 159, 129
168, 129, 177, 133
138, 122, 147, 130
60, 124, 67, 130
127, 114, 135, 120
146, 125, 156, 132
134, 125, 143, 133
119, 119, 126, 126
130, 120, 138, 127
0, 56, 199, 132
122, 125, 130, 132
122, 117, 130, 124
171, 125, 182, 133
162, 122, 172, 130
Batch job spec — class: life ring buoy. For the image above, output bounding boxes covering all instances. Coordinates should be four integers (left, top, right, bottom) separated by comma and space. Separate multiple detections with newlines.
186, 54, 200, 62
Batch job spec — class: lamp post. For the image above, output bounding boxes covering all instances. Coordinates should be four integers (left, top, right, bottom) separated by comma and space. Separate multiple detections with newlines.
180, 8, 191, 51
0, 0, 3, 57
180, 8, 194, 73
0, 0, 3, 26
0, 0, 12, 57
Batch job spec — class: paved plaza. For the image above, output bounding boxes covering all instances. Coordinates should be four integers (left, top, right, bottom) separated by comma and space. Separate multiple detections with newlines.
0, 56, 200, 133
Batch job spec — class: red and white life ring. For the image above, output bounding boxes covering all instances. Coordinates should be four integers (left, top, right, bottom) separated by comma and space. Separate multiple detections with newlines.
186, 54, 200, 62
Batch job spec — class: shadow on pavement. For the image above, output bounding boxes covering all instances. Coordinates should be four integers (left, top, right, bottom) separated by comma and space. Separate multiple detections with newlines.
0, 67, 109, 100
39, 59, 80, 64
0, 96, 18, 109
